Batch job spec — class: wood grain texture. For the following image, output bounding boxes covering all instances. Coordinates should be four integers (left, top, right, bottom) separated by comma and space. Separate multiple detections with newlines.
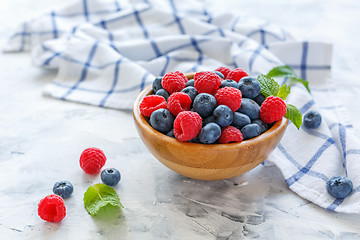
133, 73, 288, 180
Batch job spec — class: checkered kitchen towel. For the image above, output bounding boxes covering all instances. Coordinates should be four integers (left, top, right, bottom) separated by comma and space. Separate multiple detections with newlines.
4, 0, 360, 213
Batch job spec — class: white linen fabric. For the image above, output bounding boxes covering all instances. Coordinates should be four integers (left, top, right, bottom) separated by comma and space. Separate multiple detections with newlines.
4, 0, 360, 213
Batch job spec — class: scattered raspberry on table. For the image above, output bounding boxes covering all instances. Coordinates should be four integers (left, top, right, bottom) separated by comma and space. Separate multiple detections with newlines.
38, 194, 66, 222
80, 147, 107, 174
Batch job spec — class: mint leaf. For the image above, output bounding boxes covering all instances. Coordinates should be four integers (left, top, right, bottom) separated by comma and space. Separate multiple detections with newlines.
289, 77, 311, 93
277, 84, 291, 100
83, 183, 124, 216
285, 104, 302, 130
257, 74, 280, 98
267, 65, 296, 78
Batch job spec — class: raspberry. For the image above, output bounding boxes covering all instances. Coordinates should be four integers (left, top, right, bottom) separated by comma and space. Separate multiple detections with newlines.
226, 68, 248, 83
218, 126, 244, 144
139, 95, 167, 117
260, 96, 287, 123
215, 67, 231, 79
194, 71, 222, 95
167, 92, 192, 116
174, 111, 202, 142
38, 194, 66, 222
80, 147, 107, 174
175, 71, 188, 84
214, 87, 242, 111
215, 66, 231, 78
162, 72, 186, 94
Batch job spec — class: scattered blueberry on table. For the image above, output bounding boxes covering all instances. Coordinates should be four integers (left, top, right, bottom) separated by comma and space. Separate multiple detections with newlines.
326, 176, 353, 199
303, 110, 322, 129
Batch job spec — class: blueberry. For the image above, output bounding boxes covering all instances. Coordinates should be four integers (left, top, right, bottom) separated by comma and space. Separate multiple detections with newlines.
181, 86, 198, 102
237, 98, 260, 120
53, 180, 74, 199
202, 115, 215, 126
238, 76, 261, 99
152, 76, 163, 93
214, 71, 225, 79
231, 112, 251, 129
166, 129, 175, 138
101, 168, 121, 186
213, 105, 233, 127
193, 93, 217, 117
199, 123, 221, 144
150, 109, 174, 133
241, 123, 261, 140
252, 119, 269, 134
220, 79, 239, 89
326, 176, 353, 198
303, 111, 322, 129
253, 93, 266, 106
155, 89, 170, 100
185, 79, 194, 87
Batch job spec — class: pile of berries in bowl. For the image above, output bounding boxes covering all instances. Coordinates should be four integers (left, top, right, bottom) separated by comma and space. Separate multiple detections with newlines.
133, 67, 289, 180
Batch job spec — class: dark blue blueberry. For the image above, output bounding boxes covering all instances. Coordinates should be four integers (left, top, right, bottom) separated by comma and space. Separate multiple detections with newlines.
252, 119, 269, 134
150, 109, 174, 133
231, 112, 251, 129
181, 86, 198, 102
155, 89, 170, 101
237, 98, 260, 120
214, 71, 224, 79
220, 79, 239, 89
238, 76, 261, 99
202, 115, 215, 126
326, 176, 353, 198
101, 168, 121, 187
185, 79, 194, 87
241, 123, 261, 140
152, 76, 163, 93
53, 180, 74, 199
199, 123, 221, 144
193, 93, 217, 117
166, 129, 175, 138
303, 111, 322, 129
253, 93, 266, 106
213, 105, 233, 127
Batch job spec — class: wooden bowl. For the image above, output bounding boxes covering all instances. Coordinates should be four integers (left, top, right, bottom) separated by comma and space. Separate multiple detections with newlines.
133, 73, 288, 180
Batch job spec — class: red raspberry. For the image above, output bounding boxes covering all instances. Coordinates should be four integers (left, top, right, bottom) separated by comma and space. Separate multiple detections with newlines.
226, 68, 248, 83
139, 95, 167, 117
80, 147, 107, 174
167, 92, 192, 116
194, 71, 222, 95
175, 71, 188, 84
260, 96, 287, 123
215, 66, 231, 78
38, 194, 66, 222
214, 87, 242, 112
162, 72, 186, 94
218, 126, 244, 144
174, 111, 202, 142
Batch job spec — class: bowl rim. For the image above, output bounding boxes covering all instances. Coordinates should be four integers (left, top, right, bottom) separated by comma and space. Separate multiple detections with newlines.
133, 78, 288, 150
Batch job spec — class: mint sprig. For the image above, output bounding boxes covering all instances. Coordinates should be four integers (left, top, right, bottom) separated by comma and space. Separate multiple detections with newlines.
83, 183, 124, 216
257, 74, 302, 130
267, 65, 310, 93
258, 74, 279, 98
285, 104, 302, 130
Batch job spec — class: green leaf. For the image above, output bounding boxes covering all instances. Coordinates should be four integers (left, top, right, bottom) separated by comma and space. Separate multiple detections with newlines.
257, 74, 280, 98
277, 84, 291, 100
83, 183, 124, 216
285, 104, 302, 130
267, 65, 297, 78
289, 77, 311, 93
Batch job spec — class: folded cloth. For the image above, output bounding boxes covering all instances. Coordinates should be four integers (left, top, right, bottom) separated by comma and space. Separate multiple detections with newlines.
4, 0, 360, 213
